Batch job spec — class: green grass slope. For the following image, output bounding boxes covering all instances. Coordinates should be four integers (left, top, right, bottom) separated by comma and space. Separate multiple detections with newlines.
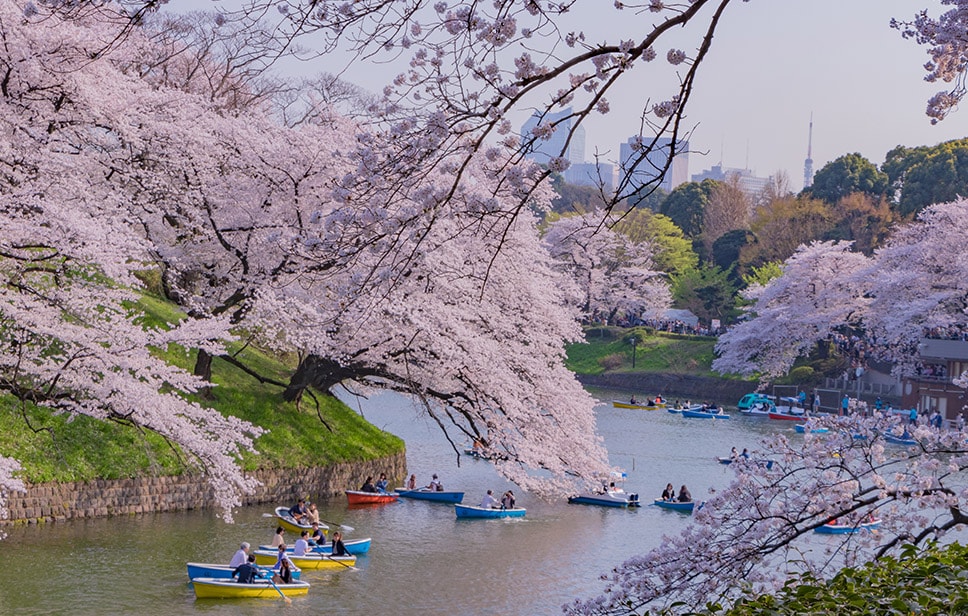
567, 326, 720, 377
0, 294, 403, 484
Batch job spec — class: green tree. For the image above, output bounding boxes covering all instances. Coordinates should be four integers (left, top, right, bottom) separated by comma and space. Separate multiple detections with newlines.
882, 137, 968, 218
711, 229, 755, 274
806, 152, 889, 204
613, 209, 698, 276
671, 265, 738, 324
740, 195, 833, 269
628, 184, 668, 212
741, 261, 782, 288
549, 174, 607, 214
826, 192, 896, 254
660, 179, 718, 238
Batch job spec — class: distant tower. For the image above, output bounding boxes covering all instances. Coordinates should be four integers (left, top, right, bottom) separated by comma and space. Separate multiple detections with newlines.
803, 114, 814, 190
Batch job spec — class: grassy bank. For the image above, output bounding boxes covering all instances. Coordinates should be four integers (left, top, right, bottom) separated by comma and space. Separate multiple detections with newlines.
0, 294, 403, 485
566, 326, 721, 377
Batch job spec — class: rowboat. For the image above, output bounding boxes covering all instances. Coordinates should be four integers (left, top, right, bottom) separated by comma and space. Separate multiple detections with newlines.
682, 408, 730, 419
652, 499, 695, 513
768, 412, 804, 421
794, 424, 829, 434
717, 456, 775, 470
257, 537, 372, 555
463, 447, 490, 459
271, 506, 322, 534
568, 491, 641, 508
611, 400, 666, 410
814, 519, 881, 534
739, 401, 775, 416
454, 504, 526, 519
345, 490, 398, 505
253, 550, 357, 570
191, 577, 310, 599
186, 562, 301, 581
395, 488, 465, 503
884, 433, 918, 446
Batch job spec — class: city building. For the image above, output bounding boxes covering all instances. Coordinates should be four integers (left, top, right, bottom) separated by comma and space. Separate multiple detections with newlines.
901, 337, 968, 424
691, 164, 772, 199
619, 136, 689, 194
520, 108, 586, 166
563, 162, 614, 192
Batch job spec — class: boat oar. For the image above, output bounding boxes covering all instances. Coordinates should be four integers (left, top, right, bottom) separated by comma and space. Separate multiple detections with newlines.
262, 571, 292, 606
325, 554, 359, 571
320, 519, 354, 533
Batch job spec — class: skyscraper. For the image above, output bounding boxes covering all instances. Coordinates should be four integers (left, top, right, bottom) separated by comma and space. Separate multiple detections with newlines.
520, 108, 586, 166
619, 136, 689, 194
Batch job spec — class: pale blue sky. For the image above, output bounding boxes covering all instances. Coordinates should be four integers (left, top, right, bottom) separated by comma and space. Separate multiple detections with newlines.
167, 0, 967, 190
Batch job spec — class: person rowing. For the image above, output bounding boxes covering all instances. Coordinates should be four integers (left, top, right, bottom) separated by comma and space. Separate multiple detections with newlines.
480, 489, 500, 509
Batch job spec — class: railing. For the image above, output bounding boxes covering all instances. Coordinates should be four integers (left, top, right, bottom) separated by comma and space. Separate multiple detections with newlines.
823, 378, 898, 397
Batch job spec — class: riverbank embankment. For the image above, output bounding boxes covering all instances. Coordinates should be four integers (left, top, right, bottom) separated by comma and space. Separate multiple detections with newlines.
4, 452, 406, 525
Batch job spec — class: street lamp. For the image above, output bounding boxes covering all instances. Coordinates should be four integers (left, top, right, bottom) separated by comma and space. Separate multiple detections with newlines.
629, 336, 638, 369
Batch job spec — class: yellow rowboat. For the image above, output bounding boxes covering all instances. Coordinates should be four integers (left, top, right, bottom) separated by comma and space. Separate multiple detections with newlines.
253, 550, 357, 570
611, 400, 666, 410
271, 506, 326, 535
191, 577, 310, 599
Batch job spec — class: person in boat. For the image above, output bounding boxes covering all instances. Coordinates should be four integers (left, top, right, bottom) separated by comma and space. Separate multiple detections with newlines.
309, 522, 325, 546
741, 448, 750, 459
375, 472, 389, 493
293, 530, 311, 557
406, 473, 417, 490
273, 556, 294, 585
661, 483, 675, 501
331, 531, 349, 557
229, 542, 250, 568
480, 489, 500, 509
501, 490, 516, 509
305, 502, 320, 525
729, 447, 739, 460
271, 543, 294, 584
288, 498, 308, 522
655, 395, 664, 405
233, 553, 260, 584
427, 474, 442, 491
271, 526, 285, 548
360, 476, 378, 492
677, 485, 692, 503
629, 395, 638, 405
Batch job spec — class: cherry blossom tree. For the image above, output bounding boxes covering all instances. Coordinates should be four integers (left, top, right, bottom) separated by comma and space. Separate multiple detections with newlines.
714, 200, 968, 382
893, 0, 968, 123
567, 414, 968, 614
543, 211, 672, 323
0, 1, 613, 513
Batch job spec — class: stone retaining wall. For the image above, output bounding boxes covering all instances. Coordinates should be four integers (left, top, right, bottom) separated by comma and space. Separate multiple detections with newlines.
3, 452, 406, 525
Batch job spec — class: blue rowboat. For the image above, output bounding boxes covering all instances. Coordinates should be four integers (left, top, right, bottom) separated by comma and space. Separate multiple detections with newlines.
258, 537, 372, 555
814, 519, 881, 534
682, 409, 730, 419
652, 498, 695, 513
568, 491, 641, 508
186, 562, 301, 581
794, 424, 829, 434
454, 504, 526, 519
395, 488, 465, 504
884, 433, 918, 446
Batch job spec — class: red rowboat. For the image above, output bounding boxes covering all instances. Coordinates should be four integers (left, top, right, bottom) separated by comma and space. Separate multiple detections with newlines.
768, 412, 803, 421
345, 490, 399, 505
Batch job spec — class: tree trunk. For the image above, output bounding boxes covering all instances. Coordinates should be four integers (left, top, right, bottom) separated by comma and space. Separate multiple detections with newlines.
193, 348, 214, 399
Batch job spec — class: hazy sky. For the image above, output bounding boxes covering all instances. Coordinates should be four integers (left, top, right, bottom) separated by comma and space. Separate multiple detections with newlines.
167, 0, 967, 190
